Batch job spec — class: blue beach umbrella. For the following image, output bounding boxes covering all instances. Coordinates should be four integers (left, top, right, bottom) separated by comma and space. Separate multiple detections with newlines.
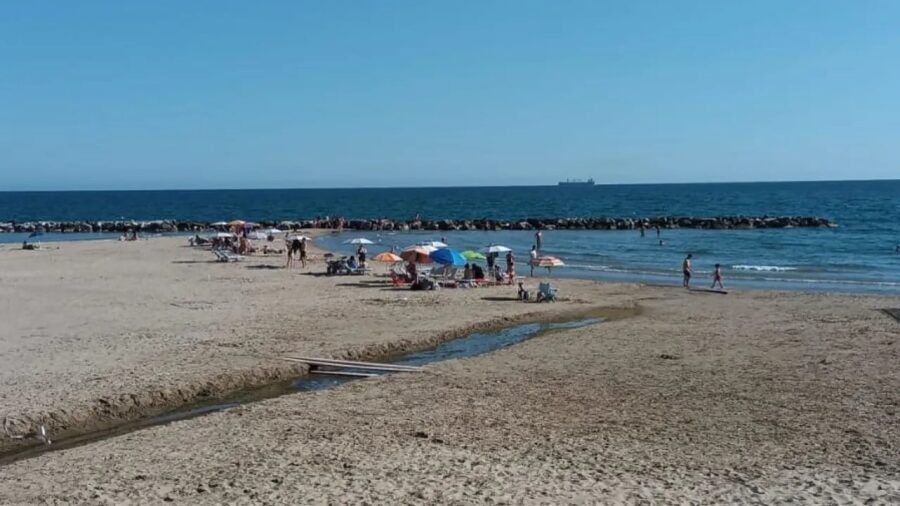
429, 248, 467, 267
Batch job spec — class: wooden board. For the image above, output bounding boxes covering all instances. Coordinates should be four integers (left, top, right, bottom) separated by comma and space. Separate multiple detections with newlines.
881, 308, 900, 323
310, 370, 379, 378
281, 356, 423, 372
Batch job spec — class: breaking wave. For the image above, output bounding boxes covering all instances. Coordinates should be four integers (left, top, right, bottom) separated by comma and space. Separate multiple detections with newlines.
731, 265, 798, 272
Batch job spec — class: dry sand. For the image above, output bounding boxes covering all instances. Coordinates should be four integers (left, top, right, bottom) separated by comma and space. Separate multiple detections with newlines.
1, 236, 899, 504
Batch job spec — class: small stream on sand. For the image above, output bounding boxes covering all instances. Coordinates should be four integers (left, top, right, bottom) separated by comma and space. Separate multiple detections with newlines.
0, 316, 603, 466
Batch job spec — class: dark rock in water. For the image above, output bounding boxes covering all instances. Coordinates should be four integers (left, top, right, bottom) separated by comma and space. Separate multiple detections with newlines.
0, 215, 836, 234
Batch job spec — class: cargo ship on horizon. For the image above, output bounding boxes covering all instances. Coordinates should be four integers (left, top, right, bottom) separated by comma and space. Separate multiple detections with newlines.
558, 178, 595, 187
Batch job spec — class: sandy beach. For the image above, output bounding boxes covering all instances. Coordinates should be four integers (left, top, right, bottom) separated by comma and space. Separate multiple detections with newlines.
1, 236, 899, 504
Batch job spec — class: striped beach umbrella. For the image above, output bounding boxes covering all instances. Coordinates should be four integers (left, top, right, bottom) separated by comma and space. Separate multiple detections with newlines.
534, 255, 565, 274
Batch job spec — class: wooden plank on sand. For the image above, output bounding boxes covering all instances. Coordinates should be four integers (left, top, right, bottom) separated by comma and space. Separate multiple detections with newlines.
281, 356, 424, 372
310, 370, 379, 378
881, 308, 900, 323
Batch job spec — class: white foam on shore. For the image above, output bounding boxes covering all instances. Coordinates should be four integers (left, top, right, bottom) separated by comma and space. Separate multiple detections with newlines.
731, 265, 797, 272
567, 263, 611, 271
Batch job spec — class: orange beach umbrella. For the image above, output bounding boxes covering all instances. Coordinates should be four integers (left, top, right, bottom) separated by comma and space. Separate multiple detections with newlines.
400, 246, 434, 264
374, 252, 403, 263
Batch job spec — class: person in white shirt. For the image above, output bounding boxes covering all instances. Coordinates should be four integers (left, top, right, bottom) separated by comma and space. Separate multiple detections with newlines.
529, 245, 538, 276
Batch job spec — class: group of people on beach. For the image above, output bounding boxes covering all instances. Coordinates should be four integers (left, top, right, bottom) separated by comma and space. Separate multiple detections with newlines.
285, 236, 308, 269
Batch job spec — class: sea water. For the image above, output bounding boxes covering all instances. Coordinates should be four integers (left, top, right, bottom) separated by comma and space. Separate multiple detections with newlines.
1, 180, 898, 293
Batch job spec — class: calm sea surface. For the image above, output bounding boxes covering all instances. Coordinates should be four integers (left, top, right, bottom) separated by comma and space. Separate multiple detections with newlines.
1, 181, 899, 294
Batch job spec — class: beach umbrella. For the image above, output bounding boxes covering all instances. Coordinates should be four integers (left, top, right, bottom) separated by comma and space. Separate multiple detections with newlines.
211, 221, 228, 227
534, 255, 565, 274
228, 220, 245, 226
287, 235, 312, 241
344, 238, 375, 245
400, 246, 434, 264
461, 250, 486, 260
429, 248, 467, 267
417, 240, 448, 248
213, 232, 236, 239
247, 231, 268, 240
262, 228, 282, 235
373, 251, 403, 263
482, 245, 512, 254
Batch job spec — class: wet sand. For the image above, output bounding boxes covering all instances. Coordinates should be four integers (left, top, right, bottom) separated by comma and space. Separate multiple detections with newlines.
1, 236, 899, 503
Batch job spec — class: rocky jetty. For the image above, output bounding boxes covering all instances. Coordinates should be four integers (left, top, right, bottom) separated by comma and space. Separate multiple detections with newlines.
0, 216, 835, 234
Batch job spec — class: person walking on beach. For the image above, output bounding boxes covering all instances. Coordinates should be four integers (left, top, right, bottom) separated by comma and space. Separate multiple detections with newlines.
529, 245, 538, 276
290, 238, 302, 269
535, 230, 543, 251
711, 263, 724, 290
682, 254, 693, 288
299, 238, 308, 268
506, 251, 516, 284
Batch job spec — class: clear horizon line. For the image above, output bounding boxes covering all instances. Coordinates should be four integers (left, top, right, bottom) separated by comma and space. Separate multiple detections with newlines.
1, 176, 898, 193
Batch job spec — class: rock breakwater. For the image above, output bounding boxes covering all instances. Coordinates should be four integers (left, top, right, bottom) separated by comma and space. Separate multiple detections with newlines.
0, 216, 835, 234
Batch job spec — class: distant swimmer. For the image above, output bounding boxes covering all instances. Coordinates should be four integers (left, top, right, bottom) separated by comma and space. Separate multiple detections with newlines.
639, 223, 645, 237
682, 253, 693, 288
659, 240, 665, 246
655, 225, 660, 237
711, 263, 724, 290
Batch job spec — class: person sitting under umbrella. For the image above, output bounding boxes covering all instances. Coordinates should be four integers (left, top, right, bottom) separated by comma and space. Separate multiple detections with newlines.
472, 263, 485, 280
406, 260, 418, 283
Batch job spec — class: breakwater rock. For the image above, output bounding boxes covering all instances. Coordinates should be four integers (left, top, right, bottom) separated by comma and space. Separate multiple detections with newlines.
0, 216, 835, 234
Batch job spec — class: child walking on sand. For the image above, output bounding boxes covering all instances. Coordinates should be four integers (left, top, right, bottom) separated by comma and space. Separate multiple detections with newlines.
711, 263, 724, 290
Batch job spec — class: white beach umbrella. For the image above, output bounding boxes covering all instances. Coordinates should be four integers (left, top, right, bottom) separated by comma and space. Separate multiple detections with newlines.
247, 231, 268, 240
344, 238, 375, 245
403, 244, 437, 254
213, 232, 236, 239
482, 245, 512, 254
211, 221, 228, 227
417, 240, 448, 248
262, 228, 282, 235
287, 235, 312, 241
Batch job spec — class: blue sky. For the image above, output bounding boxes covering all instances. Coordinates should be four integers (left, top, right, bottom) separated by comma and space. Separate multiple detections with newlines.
2, 1, 899, 190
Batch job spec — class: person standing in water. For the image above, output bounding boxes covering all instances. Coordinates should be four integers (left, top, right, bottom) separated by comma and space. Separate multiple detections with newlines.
711, 263, 724, 290
535, 230, 543, 251
655, 225, 660, 238
639, 223, 645, 237
682, 253, 693, 288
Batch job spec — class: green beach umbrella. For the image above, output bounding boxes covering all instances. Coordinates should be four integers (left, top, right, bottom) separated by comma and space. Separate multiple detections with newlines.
461, 250, 486, 260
